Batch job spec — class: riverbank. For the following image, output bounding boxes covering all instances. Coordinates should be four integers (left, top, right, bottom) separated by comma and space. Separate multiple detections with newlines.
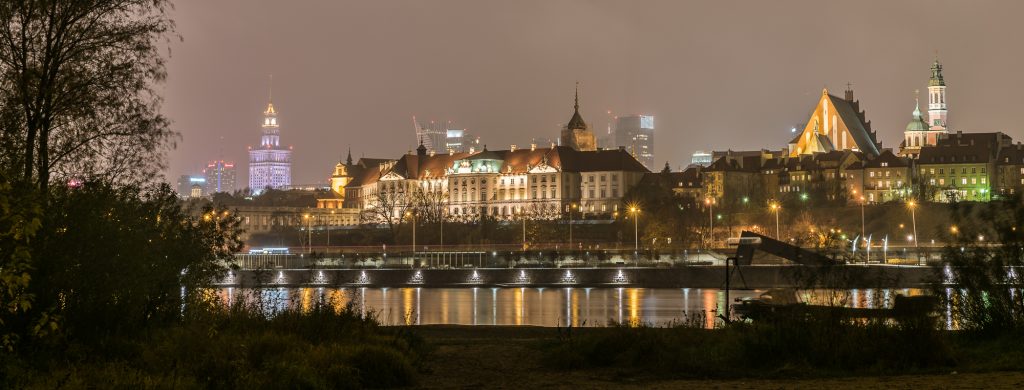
416, 326, 1024, 389
222, 265, 938, 289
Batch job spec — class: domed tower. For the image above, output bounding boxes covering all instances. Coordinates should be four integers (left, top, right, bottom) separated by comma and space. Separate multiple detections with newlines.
559, 83, 596, 151
900, 93, 930, 158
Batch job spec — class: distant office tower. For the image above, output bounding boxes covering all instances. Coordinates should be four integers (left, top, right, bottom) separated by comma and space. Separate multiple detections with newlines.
615, 114, 655, 170
446, 128, 481, 153
248, 99, 292, 194
691, 150, 712, 167
204, 160, 236, 194
413, 117, 449, 153
176, 174, 206, 198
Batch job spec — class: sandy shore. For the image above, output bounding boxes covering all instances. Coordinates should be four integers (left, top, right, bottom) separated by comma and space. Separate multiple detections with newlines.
415, 326, 1024, 389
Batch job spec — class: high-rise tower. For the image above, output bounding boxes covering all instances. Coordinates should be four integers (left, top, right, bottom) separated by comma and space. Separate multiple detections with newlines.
248, 90, 292, 194
928, 57, 948, 130
614, 115, 655, 170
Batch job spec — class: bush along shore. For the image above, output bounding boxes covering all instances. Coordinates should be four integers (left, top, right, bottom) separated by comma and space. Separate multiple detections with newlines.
3, 293, 424, 389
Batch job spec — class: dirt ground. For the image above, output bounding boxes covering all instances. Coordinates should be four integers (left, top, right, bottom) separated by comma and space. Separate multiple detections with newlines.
415, 326, 1024, 389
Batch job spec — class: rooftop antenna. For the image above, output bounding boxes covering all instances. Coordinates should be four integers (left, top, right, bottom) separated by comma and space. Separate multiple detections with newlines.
268, 74, 273, 103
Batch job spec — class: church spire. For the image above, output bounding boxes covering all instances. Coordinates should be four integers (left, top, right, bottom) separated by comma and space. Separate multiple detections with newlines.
929, 55, 945, 87
574, 81, 579, 112
264, 74, 276, 115
346, 146, 353, 166
567, 82, 587, 130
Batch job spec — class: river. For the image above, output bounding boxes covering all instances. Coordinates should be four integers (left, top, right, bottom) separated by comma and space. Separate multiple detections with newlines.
214, 287, 929, 328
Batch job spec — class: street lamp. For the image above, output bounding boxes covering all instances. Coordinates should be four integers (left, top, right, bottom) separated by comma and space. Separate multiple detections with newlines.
568, 203, 577, 250
907, 200, 918, 247
406, 210, 416, 253
303, 213, 311, 254
520, 209, 527, 250
770, 202, 781, 239
629, 206, 640, 251
328, 210, 335, 249
859, 196, 866, 245
705, 198, 715, 248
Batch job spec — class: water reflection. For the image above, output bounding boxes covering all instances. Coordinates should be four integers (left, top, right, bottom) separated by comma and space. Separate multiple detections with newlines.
213, 287, 926, 328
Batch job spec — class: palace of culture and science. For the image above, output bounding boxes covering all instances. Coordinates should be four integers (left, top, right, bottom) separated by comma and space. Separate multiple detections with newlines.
248, 97, 292, 194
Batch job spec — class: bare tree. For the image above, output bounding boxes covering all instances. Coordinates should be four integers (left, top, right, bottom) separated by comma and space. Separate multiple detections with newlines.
0, 0, 176, 191
411, 188, 448, 224
360, 189, 411, 240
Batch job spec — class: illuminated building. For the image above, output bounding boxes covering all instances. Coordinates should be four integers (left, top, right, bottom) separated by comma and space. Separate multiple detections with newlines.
176, 174, 206, 199
204, 160, 236, 194
788, 86, 881, 157
248, 98, 292, 194
559, 84, 597, 152
614, 115, 655, 170
413, 116, 448, 153
900, 58, 950, 158
691, 151, 712, 167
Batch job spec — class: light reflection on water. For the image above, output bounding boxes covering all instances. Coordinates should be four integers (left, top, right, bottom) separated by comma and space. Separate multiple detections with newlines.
213, 287, 926, 328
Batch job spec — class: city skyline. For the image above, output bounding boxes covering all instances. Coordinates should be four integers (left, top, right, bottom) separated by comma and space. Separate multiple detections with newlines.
163, 1, 1024, 186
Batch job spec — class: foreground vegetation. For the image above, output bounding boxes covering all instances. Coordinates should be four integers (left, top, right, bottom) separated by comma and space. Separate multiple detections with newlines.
3, 298, 423, 389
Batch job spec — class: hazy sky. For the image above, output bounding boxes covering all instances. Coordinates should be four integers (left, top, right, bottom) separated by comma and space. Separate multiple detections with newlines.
164, 0, 1024, 185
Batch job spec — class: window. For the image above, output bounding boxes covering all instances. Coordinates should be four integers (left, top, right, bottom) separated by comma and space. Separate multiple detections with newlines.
962, 168, 967, 174
612, 189, 619, 197
972, 167, 977, 174
611, 174, 618, 181
982, 167, 987, 174
588, 175, 595, 183
981, 178, 987, 184
600, 189, 607, 198
600, 175, 606, 182
961, 177, 967, 185
589, 189, 595, 198
939, 179, 945, 185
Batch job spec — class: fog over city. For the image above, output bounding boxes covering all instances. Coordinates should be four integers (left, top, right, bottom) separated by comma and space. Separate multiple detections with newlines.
164, 0, 1024, 184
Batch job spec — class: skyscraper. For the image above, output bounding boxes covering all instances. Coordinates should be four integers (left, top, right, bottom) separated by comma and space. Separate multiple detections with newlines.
413, 116, 448, 153
248, 98, 292, 194
614, 114, 655, 170
176, 174, 206, 199
204, 160, 237, 194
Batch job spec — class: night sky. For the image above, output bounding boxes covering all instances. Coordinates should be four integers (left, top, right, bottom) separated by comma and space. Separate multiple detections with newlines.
164, 0, 1024, 185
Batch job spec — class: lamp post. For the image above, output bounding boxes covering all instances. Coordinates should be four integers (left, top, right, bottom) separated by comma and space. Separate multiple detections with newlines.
406, 210, 416, 253
859, 196, 866, 242
439, 207, 444, 251
328, 210, 334, 250
770, 202, 780, 239
908, 200, 918, 247
629, 206, 640, 251
303, 213, 311, 254
568, 203, 576, 250
705, 198, 715, 248
521, 209, 527, 250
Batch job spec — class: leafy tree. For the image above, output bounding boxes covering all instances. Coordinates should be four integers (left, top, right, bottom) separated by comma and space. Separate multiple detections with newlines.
0, 0, 176, 191
30, 181, 242, 341
0, 178, 53, 351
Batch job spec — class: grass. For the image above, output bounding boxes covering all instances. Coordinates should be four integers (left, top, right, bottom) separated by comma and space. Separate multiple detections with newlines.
2, 292, 424, 389
541, 313, 975, 379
